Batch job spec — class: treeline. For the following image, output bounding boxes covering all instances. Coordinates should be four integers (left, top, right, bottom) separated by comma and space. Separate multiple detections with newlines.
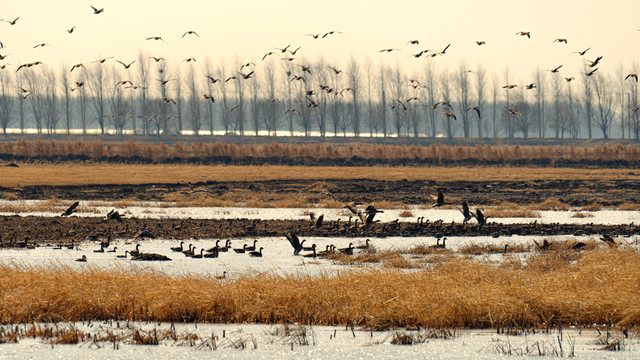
0, 54, 639, 140
1, 140, 639, 167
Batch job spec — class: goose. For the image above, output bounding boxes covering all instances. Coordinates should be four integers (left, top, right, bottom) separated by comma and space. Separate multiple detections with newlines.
107, 246, 117, 253
301, 240, 315, 251
355, 239, 371, 250
129, 244, 141, 257
190, 249, 204, 259
75, 255, 87, 262
116, 60, 135, 69
93, 244, 105, 253
170, 241, 185, 252
233, 244, 248, 254
182, 244, 194, 256
303, 247, 318, 258
467, 106, 481, 118
533, 239, 551, 250
204, 248, 219, 258
218, 240, 231, 252
245, 240, 258, 252
515, 31, 530, 38
61, 201, 79, 216
434, 238, 447, 249
205, 240, 220, 253
249, 247, 263, 257
90, 5, 104, 14
182, 31, 199, 38
474, 209, 488, 228
431, 191, 446, 207
460, 201, 473, 223
116, 251, 128, 259
215, 271, 227, 279
338, 243, 354, 255
286, 232, 303, 255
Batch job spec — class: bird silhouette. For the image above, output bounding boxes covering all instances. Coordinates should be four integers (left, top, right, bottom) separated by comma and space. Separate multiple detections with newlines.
182, 30, 199, 38
285, 232, 303, 255
460, 201, 473, 223
65, 26, 77, 34
475, 40, 486, 45
407, 40, 419, 45
548, 65, 563, 73
322, 30, 343, 38
116, 60, 135, 69
306, 33, 320, 39
585, 68, 598, 76
443, 111, 457, 121
467, 106, 481, 118
70, 63, 85, 72
625, 74, 638, 82
526, 83, 537, 89
587, 56, 602, 68
90, 5, 104, 14
553, 38, 568, 44
574, 47, 590, 56
146, 36, 167, 44
4, 17, 19, 25
516, 31, 530, 38
505, 106, 523, 118
61, 201, 80, 216
565, 77, 575, 82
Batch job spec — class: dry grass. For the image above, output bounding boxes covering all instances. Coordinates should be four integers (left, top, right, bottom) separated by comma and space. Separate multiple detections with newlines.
2, 249, 640, 328
617, 202, 640, 210
485, 208, 540, 218
0, 198, 93, 214
398, 210, 414, 218
571, 212, 594, 218
528, 199, 571, 211
3, 140, 640, 165
581, 202, 602, 211
458, 243, 531, 255
2, 163, 640, 187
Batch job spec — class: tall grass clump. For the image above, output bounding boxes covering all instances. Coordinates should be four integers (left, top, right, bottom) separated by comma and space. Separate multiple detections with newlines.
0, 249, 639, 329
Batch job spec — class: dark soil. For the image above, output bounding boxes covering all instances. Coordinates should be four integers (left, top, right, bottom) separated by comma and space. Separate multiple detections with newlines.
0, 216, 637, 248
1, 178, 638, 207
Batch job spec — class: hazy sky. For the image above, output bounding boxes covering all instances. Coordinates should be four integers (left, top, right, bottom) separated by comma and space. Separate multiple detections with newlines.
1, 0, 639, 80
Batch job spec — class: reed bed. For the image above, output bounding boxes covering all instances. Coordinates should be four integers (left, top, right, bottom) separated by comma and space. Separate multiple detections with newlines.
1, 249, 639, 329
2, 140, 640, 165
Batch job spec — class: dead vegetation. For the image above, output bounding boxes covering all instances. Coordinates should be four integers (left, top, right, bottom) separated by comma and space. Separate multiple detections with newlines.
2, 140, 640, 165
0, 249, 639, 329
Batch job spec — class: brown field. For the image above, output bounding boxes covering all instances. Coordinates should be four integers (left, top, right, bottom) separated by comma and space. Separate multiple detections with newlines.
1, 248, 639, 328
1, 163, 639, 187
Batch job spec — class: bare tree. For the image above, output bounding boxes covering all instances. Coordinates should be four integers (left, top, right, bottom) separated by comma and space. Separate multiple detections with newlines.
629, 62, 640, 140
592, 73, 618, 139
186, 64, 202, 135
136, 51, 151, 135
88, 59, 107, 134
456, 62, 472, 137
491, 75, 499, 137
474, 64, 486, 138
60, 64, 73, 134
347, 57, 360, 137
44, 68, 59, 133
512, 87, 535, 138
422, 62, 438, 137
439, 69, 455, 138
0, 69, 14, 134
581, 67, 594, 139
533, 68, 547, 138
261, 60, 280, 135
108, 67, 129, 134
24, 67, 46, 134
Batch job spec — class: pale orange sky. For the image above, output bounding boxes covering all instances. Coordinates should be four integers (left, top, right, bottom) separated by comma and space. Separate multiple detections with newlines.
1, 0, 639, 80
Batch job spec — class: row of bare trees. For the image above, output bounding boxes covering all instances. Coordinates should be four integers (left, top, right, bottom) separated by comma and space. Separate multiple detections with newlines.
0, 52, 638, 140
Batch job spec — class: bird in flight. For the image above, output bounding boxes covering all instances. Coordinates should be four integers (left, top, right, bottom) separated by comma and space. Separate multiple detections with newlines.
379, 48, 400, 52
526, 83, 537, 89
585, 68, 598, 76
65, 26, 77, 34
505, 106, 523, 118
90, 5, 104, 14
553, 38, 568, 44
548, 65, 563, 73
182, 58, 196, 63
116, 60, 135, 69
4, 17, 19, 25
163, 97, 176, 104
322, 31, 342, 38
182, 31, 199, 38
475, 40, 486, 45
626, 74, 638, 82
467, 106, 481, 118
70, 63, 85, 72
407, 40, 419, 45
146, 36, 167, 44
93, 56, 113, 64
150, 57, 164, 62
587, 56, 602, 68
306, 33, 320, 39
203, 94, 215, 102
516, 31, 530, 38
574, 47, 590, 56
503, 84, 517, 89
33, 43, 52, 49
565, 77, 575, 82
275, 44, 290, 53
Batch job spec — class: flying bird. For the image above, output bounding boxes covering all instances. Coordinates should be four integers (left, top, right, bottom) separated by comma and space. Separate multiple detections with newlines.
306, 33, 320, 39
33, 43, 52, 48
70, 63, 85, 72
516, 31, 530, 38
182, 58, 196, 63
467, 106, 481, 118
553, 38, 568, 44
505, 106, 523, 118
150, 56, 164, 62
182, 30, 199, 38
146, 36, 167, 44
574, 47, 590, 56
475, 40, 486, 45
565, 77, 575, 82
162, 97, 176, 104
322, 30, 343, 38
585, 68, 598, 76
407, 40, 419, 45
379, 48, 400, 52
526, 83, 537, 89
90, 5, 104, 14
65, 26, 77, 34
61, 201, 80, 217
625, 73, 638, 82
443, 111, 457, 121
116, 60, 135, 69
587, 56, 602, 67
548, 65, 563, 73
4, 17, 19, 25
503, 84, 517, 89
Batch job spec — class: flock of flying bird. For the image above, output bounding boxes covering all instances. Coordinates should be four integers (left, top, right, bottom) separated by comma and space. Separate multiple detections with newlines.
4, 6, 640, 123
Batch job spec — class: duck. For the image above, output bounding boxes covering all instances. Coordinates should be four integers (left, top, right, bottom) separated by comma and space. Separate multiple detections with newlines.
248, 247, 263, 257
75, 255, 87, 262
